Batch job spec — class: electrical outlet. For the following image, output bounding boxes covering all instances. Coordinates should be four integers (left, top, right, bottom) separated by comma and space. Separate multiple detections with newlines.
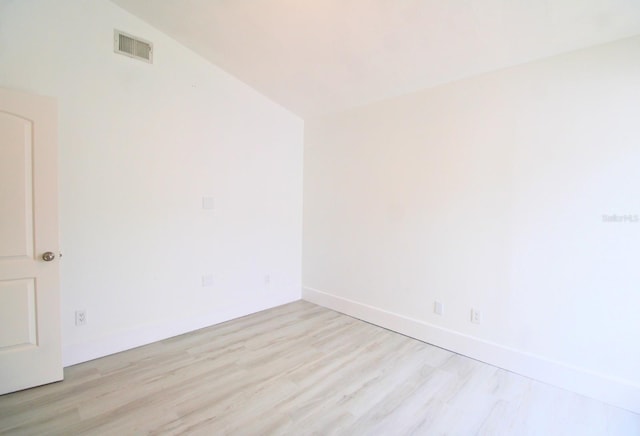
471, 309, 482, 324
434, 301, 444, 316
75, 310, 87, 326
264, 274, 271, 287
202, 274, 214, 287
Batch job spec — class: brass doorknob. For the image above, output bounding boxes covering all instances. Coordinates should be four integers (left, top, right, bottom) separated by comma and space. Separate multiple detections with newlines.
42, 252, 56, 262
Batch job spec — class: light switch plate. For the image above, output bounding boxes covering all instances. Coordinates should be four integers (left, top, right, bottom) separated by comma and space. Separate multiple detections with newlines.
202, 196, 214, 210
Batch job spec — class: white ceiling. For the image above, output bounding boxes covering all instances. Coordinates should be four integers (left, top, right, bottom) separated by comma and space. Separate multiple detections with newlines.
111, 0, 640, 117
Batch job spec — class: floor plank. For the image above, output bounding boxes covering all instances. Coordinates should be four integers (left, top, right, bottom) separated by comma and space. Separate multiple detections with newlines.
0, 300, 638, 435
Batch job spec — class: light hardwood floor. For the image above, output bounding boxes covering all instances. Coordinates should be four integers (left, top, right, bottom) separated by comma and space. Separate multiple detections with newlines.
1, 300, 638, 435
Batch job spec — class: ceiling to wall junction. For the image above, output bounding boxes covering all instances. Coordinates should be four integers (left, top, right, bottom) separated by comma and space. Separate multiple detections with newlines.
111, 0, 640, 117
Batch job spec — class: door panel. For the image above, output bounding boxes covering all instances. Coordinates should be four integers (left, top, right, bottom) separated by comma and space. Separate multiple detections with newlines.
0, 87, 62, 394
0, 279, 36, 348
0, 113, 33, 259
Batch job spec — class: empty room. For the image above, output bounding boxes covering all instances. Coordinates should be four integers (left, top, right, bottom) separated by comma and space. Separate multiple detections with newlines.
1, 0, 639, 434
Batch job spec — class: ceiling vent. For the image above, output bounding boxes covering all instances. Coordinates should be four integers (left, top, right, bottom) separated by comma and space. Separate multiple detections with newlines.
114, 30, 153, 63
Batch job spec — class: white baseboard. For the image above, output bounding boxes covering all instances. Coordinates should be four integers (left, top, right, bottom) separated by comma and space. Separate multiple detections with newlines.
63, 294, 299, 367
303, 286, 640, 414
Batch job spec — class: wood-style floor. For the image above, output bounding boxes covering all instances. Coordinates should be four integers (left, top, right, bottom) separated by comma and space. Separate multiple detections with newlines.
1, 300, 638, 435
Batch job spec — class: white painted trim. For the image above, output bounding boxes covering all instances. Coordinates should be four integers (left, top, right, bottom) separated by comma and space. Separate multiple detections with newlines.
63, 295, 299, 367
302, 286, 640, 414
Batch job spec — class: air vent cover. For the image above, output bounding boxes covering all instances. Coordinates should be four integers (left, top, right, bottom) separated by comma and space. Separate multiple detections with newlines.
114, 30, 153, 63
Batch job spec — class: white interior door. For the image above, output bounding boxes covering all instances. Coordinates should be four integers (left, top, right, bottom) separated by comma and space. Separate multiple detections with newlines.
0, 87, 62, 394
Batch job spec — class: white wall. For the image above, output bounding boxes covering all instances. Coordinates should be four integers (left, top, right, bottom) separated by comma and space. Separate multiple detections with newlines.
0, 0, 303, 365
304, 36, 640, 413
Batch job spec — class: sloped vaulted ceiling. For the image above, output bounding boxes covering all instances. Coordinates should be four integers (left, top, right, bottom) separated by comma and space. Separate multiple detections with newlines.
111, 0, 640, 117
